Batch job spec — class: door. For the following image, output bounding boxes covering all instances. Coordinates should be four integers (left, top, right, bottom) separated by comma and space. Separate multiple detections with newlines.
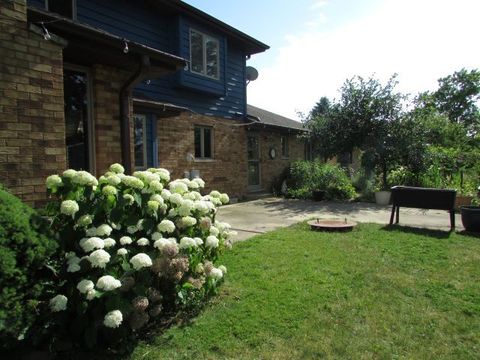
247, 135, 261, 189
63, 67, 93, 172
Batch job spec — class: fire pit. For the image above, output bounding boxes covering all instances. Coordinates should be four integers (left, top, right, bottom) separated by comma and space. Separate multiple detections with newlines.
308, 218, 357, 232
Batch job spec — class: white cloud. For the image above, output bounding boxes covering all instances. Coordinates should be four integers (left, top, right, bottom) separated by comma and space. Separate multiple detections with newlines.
310, 0, 328, 10
247, 0, 480, 120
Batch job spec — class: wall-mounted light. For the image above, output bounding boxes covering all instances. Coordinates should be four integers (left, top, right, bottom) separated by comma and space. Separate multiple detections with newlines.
123, 40, 129, 54
40, 22, 51, 41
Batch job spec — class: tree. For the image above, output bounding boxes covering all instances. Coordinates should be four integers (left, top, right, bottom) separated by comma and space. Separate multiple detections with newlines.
308, 96, 331, 120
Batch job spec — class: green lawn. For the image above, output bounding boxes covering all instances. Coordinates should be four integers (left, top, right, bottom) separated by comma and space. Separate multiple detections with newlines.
130, 223, 480, 359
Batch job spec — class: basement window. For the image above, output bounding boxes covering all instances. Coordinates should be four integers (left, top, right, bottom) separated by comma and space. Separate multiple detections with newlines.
45, 0, 76, 20
190, 29, 219, 79
194, 126, 213, 159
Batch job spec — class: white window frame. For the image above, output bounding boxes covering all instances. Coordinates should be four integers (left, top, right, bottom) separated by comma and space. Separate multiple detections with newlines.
189, 29, 220, 80
281, 135, 289, 158
194, 125, 214, 159
45, 0, 77, 20
133, 114, 148, 170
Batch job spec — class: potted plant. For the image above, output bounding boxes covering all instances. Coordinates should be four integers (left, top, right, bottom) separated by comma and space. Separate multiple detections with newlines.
374, 185, 391, 205
461, 186, 480, 232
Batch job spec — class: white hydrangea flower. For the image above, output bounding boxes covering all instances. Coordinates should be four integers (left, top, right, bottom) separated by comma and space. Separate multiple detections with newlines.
168, 208, 178, 218
80, 237, 105, 253
205, 235, 219, 248
193, 200, 210, 214
89, 249, 111, 268
96, 224, 113, 237
137, 237, 150, 246
194, 237, 204, 246
86, 289, 97, 301
156, 168, 170, 182
177, 216, 197, 229
187, 180, 199, 190
106, 174, 122, 186
121, 175, 144, 189
123, 193, 135, 205
209, 226, 219, 236
46, 174, 62, 189
110, 222, 122, 230
77, 279, 94, 294
169, 193, 183, 206
195, 263, 204, 273
219, 193, 230, 204
72, 170, 98, 187
218, 265, 227, 274
117, 248, 128, 256
60, 200, 79, 217
148, 200, 159, 213
130, 253, 153, 270
210, 197, 222, 206
150, 194, 164, 204
149, 180, 163, 192
67, 255, 81, 272
104, 310, 123, 328
179, 237, 197, 249
209, 268, 223, 280
102, 185, 117, 196
120, 236, 133, 245
63, 169, 77, 178
85, 227, 97, 237
169, 180, 188, 194
154, 237, 177, 251
96, 275, 121, 291
109, 163, 125, 174
191, 178, 205, 188
127, 225, 138, 234
178, 199, 194, 216
50, 295, 68, 312
209, 190, 221, 198
157, 219, 175, 234
161, 189, 172, 201
151, 232, 163, 241
103, 237, 116, 248
76, 214, 93, 228
225, 230, 238, 239
216, 221, 232, 232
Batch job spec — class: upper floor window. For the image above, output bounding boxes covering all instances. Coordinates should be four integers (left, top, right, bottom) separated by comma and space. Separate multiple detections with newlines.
45, 0, 76, 19
281, 135, 289, 158
190, 29, 219, 80
194, 126, 213, 159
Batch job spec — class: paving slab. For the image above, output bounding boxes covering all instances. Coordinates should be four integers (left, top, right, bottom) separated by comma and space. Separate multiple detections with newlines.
217, 197, 464, 242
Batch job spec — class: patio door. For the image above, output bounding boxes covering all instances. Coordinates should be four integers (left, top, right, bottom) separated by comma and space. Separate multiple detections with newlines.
63, 66, 94, 172
247, 135, 261, 189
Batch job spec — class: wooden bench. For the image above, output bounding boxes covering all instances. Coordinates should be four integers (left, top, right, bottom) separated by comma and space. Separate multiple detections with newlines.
389, 186, 457, 230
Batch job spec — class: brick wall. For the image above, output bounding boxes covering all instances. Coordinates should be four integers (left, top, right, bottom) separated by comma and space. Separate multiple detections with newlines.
92, 65, 132, 176
250, 129, 305, 193
0, 0, 66, 206
156, 113, 248, 199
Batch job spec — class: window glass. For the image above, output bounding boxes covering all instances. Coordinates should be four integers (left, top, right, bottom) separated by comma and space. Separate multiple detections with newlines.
47, 0, 74, 19
190, 29, 219, 79
281, 136, 289, 157
190, 30, 204, 75
194, 126, 213, 159
134, 115, 146, 169
194, 127, 202, 158
203, 128, 212, 158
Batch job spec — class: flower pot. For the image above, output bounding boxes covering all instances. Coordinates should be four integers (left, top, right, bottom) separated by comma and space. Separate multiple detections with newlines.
461, 206, 480, 232
375, 191, 391, 205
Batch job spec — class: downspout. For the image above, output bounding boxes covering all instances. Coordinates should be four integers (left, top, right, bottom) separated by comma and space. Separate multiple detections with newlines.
120, 54, 151, 174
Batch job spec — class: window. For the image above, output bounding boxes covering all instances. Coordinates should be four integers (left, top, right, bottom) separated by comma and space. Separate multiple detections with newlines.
281, 136, 289, 158
45, 0, 76, 19
190, 29, 219, 79
194, 126, 213, 159
134, 114, 147, 170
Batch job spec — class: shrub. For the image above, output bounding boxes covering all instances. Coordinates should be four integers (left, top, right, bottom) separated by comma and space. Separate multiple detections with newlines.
351, 169, 376, 202
0, 186, 57, 351
286, 161, 356, 200
41, 165, 234, 354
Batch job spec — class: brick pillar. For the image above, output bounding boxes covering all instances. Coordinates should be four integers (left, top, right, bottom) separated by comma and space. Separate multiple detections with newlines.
0, 0, 66, 206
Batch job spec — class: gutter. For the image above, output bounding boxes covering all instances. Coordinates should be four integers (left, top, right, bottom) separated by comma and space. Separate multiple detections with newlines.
120, 55, 151, 174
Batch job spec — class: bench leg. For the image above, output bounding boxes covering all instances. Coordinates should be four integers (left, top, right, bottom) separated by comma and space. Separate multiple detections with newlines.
396, 206, 400, 224
450, 210, 455, 230
389, 205, 395, 225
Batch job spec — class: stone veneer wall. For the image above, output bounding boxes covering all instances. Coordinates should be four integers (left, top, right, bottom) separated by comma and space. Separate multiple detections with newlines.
0, 0, 65, 206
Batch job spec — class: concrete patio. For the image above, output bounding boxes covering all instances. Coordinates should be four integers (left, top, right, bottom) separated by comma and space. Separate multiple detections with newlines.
217, 197, 464, 241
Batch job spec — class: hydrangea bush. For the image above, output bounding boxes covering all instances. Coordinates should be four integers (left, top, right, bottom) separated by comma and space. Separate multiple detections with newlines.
44, 164, 234, 350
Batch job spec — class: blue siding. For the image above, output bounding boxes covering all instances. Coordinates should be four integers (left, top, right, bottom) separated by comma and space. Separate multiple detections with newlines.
27, 0, 44, 8
28, 0, 248, 118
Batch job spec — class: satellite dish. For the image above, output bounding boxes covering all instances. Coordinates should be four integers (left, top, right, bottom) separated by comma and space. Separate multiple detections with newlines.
246, 66, 259, 83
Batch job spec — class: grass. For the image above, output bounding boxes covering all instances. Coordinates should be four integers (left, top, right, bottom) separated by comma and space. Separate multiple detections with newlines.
130, 223, 480, 359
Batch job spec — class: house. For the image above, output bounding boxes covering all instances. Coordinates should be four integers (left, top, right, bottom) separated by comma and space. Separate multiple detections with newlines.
0, 0, 308, 206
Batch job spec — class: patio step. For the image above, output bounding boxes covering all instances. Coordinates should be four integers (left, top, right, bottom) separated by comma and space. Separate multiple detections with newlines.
244, 190, 273, 201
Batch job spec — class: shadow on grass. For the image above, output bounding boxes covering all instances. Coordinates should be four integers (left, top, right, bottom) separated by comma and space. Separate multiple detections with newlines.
457, 230, 480, 239
381, 224, 453, 239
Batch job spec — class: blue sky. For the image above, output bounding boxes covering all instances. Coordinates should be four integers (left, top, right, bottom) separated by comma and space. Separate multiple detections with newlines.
184, 0, 480, 120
